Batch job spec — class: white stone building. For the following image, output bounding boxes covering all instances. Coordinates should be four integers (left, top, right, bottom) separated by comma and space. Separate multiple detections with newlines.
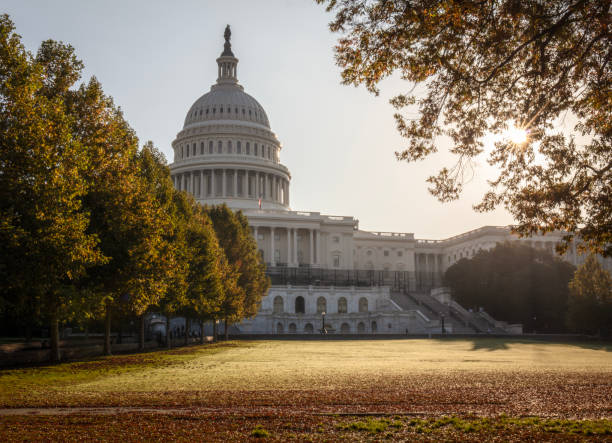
168, 28, 610, 335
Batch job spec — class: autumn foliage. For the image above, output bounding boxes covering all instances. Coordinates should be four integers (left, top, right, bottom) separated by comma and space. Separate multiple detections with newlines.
0, 15, 268, 361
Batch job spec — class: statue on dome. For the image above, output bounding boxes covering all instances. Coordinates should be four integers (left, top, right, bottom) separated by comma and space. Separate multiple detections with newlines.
221, 25, 234, 56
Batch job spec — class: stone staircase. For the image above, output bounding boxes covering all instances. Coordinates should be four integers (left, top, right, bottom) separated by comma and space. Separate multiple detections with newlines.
390, 290, 509, 334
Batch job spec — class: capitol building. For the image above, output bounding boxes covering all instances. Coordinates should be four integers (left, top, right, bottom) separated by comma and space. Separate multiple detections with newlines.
168, 28, 607, 335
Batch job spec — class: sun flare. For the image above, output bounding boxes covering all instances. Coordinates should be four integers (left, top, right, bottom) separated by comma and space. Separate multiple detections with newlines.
505, 124, 528, 145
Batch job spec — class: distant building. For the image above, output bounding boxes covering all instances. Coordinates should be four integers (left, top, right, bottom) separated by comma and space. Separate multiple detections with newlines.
168, 28, 610, 335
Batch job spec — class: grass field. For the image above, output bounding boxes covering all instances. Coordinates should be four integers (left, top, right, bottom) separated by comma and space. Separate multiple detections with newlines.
1, 338, 611, 441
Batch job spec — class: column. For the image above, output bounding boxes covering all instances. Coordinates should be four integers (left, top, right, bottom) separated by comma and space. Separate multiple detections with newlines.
286, 180, 290, 206
200, 170, 204, 197
210, 170, 215, 196
315, 230, 320, 265
222, 169, 226, 197
309, 229, 314, 265
253, 226, 258, 245
287, 228, 292, 266
293, 228, 298, 265
233, 169, 238, 197
270, 227, 276, 267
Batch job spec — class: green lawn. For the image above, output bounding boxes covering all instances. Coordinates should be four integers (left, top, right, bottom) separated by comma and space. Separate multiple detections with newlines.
1, 338, 611, 441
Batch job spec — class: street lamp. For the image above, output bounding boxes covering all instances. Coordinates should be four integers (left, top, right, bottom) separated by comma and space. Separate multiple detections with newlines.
321, 311, 326, 334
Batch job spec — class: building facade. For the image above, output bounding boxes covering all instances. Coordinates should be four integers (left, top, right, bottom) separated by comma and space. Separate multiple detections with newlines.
168, 28, 610, 334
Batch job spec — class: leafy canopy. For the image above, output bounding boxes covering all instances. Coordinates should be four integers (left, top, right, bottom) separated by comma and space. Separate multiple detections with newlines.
317, 0, 611, 256
567, 254, 612, 336
444, 242, 575, 332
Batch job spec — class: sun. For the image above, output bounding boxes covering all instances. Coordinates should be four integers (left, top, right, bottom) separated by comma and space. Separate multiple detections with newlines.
505, 124, 528, 145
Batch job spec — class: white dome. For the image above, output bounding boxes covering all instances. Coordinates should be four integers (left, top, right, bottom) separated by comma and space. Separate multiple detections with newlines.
183, 84, 270, 129
170, 26, 291, 212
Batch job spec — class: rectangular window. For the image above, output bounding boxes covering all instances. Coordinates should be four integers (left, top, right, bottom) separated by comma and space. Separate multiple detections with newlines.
274, 249, 280, 262
258, 233, 264, 241
333, 236, 340, 243
397, 251, 403, 257
384, 250, 389, 257
274, 232, 280, 241
333, 255, 340, 268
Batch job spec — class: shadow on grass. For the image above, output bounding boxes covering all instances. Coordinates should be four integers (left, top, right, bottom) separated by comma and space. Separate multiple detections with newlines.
431, 336, 612, 352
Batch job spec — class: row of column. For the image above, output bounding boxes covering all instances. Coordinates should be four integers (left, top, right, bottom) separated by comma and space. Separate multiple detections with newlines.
172, 169, 289, 206
253, 226, 320, 267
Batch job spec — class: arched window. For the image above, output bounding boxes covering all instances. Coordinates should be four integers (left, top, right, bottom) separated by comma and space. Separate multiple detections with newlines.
359, 297, 368, 313
304, 323, 314, 333
200, 142, 204, 155
276, 323, 284, 334
295, 296, 305, 314
340, 323, 350, 333
227, 141, 232, 153
209, 141, 213, 154
192, 143, 196, 156
337, 297, 347, 314
217, 141, 222, 153
357, 322, 365, 333
246, 142, 250, 155
317, 296, 327, 314
273, 296, 283, 314
371, 321, 377, 332
289, 323, 297, 333
237, 141, 241, 154
186, 145, 189, 157
254, 144, 258, 156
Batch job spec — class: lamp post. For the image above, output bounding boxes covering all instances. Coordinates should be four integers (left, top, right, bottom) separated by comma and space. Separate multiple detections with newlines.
321, 311, 326, 334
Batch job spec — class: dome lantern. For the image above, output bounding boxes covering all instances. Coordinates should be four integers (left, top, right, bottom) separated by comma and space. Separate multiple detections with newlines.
216, 25, 238, 85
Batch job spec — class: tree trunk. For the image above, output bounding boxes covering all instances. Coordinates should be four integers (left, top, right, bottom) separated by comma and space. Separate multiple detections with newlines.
138, 314, 145, 351
184, 318, 190, 346
212, 320, 218, 342
199, 319, 204, 344
166, 315, 171, 349
224, 318, 229, 341
103, 301, 112, 356
50, 311, 61, 362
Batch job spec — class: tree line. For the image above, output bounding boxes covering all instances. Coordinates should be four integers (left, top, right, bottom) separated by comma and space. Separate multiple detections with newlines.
0, 15, 269, 361
444, 243, 612, 337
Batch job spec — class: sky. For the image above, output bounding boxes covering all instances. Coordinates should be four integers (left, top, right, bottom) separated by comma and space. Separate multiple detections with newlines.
3, 0, 516, 239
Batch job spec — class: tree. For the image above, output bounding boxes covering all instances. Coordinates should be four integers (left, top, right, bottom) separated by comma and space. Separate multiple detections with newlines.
567, 255, 612, 337
155, 189, 190, 348
0, 16, 104, 361
317, 0, 612, 256
185, 205, 227, 343
206, 205, 270, 339
444, 242, 575, 332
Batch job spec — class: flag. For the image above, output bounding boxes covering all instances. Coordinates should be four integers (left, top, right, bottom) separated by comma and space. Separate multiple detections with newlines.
258, 198, 262, 209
